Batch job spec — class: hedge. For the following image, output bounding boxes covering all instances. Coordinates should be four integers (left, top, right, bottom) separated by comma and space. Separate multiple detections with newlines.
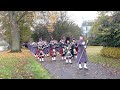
100, 47, 120, 59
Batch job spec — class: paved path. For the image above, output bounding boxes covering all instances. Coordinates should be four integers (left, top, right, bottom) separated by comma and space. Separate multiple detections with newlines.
39, 56, 120, 79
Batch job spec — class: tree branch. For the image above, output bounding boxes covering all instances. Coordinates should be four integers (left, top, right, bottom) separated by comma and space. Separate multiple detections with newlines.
17, 11, 28, 23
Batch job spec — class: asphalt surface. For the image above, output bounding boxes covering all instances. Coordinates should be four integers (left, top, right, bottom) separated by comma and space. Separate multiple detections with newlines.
39, 55, 120, 79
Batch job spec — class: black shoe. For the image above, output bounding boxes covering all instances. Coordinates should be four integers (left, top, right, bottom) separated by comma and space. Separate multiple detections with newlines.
79, 68, 83, 70
84, 68, 88, 70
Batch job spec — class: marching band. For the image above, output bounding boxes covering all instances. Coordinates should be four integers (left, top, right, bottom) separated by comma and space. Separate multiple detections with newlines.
27, 36, 88, 70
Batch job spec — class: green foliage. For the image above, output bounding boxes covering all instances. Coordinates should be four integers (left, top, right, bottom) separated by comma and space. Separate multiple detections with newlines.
32, 20, 82, 42
90, 11, 120, 47
0, 11, 35, 52
4, 25, 32, 45
88, 36, 103, 46
53, 20, 81, 41
31, 33, 39, 42
19, 20, 32, 43
31, 11, 82, 41
31, 24, 50, 41
100, 47, 120, 59
20, 26, 32, 42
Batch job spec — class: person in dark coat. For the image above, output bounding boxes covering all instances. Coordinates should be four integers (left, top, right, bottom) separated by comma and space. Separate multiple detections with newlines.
43, 43, 50, 57
24, 42, 28, 48
31, 41, 38, 56
54, 43, 60, 55
60, 45, 66, 60
27, 43, 31, 51
50, 44, 57, 61
77, 36, 88, 70
71, 38, 78, 59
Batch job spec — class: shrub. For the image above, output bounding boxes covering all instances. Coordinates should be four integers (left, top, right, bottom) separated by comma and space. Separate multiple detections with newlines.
100, 47, 120, 59
88, 36, 103, 46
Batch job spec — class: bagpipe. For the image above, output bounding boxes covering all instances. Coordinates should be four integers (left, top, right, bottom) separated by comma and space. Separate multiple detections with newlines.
50, 44, 57, 57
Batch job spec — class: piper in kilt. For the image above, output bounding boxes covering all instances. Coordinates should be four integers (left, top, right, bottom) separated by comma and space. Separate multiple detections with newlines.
43, 42, 50, 57
38, 45, 45, 62
35, 46, 40, 60
60, 45, 66, 60
59, 39, 66, 60
64, 45, 72, 64
50, 41, 57, 61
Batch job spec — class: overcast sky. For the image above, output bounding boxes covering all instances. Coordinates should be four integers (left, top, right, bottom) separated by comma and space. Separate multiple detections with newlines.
67, 11, 98, 27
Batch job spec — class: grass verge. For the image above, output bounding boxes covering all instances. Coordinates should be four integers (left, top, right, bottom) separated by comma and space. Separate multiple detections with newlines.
0, 49, 52, 79
87, 46, 120, 68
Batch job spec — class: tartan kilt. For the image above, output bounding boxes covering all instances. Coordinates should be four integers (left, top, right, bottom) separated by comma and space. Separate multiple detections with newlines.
75, 47, 78, 52
60, 48, 63, 55
50, 49, 57, 57
36, 50, 40, 55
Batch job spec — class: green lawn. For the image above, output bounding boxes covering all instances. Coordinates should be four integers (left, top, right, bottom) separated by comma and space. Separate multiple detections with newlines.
0, 49, 52, 79
87, 46, 120, 68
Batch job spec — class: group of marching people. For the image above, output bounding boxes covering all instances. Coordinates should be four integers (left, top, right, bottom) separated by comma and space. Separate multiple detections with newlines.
27, 35, 88, 70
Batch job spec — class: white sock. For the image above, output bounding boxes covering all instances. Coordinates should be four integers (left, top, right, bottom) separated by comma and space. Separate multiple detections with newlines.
38, 57, 39, 60
75, 56, 77, 58
79, 64, 82, 69
36, 55, 38, 58
52, 57, 54, 61
39, 58, 41, 61
69, 59, 72, 63
66, 60, 68, 63
42, 58, 44, 61
64, 57, 66, 60
62, 57, 63, 60
84, 63, 88, 69
54, 57, 56, 60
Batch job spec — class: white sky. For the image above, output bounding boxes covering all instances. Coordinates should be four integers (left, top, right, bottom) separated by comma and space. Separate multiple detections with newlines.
67, 11, 98, 27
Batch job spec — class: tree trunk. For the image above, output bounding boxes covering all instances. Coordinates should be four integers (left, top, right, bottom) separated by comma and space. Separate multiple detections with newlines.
9, 11, 21, 52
